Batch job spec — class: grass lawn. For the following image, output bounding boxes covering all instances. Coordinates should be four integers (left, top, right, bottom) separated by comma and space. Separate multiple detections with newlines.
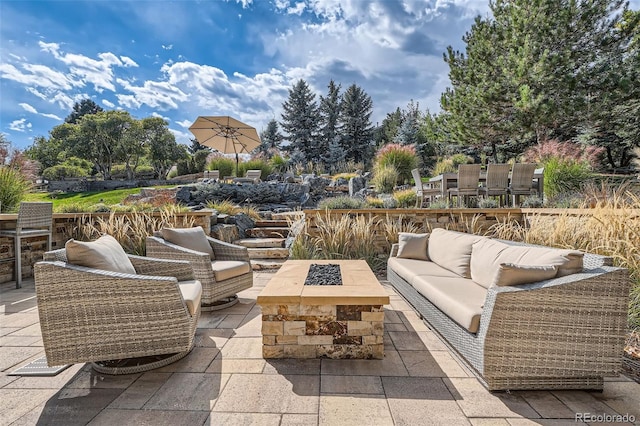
23, 186, 177, 211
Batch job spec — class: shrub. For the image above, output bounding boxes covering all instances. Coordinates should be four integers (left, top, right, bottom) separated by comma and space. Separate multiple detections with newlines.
42, 164, 89, 181
365, 197, 385, 208
269, 154, 289, 173
392, 189, 417, 208
543, 157, 594, 199
371, 164, 399, 194
431, 158, 455, 176
428, 198, 451, 209
238, 159, 272, 180
110, 164, 155, 179
374, 143, 418, 184
317, 196, 367, 210
522, 139, 604, 169
208, 156, 236, 178
205, 199, 260, 220
332, 172, 358, 181
521, 196, 543, 208
478, 198, 499, 208
0, 166, 30, 212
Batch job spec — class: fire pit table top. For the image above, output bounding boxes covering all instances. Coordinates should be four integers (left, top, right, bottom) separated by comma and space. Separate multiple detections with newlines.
257, 259, 390, 306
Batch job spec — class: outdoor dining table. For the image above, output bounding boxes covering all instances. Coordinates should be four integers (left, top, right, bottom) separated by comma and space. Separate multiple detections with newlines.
428, 169, 545, 200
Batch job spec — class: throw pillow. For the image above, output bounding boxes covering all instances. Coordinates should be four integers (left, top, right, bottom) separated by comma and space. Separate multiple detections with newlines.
397, 233, 430, 260
65, 234, 136, 274
492, 263, 558, 287
162, 226, 215, 260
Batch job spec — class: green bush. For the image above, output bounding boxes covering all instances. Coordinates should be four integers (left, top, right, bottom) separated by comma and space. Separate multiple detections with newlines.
392, 189, 417, 208
317, 196, 367, 210
0, 167, 30, 212
208, 157, 236, 178
521, 196, 543, 208
110, 164, 155, 179
42, 164, 89, 181
543, 157, 593, 199
371, 164, 399, 193
365, 197, 384, 208
374, 143, 418, 184
269, 155, 289, 173
238, 159, 272, 179
478, 198, 499, 208
431, 154, 474, 176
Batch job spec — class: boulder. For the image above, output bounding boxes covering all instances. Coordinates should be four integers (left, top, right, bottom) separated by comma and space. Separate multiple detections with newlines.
349, 176, 366, 196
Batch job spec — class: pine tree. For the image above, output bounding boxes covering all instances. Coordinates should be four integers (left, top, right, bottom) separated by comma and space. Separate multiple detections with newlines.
394, 100, 421, 145
324, 136, 346, 172
65, 99, 103, 124
338, 84, 375, 165
318, 80, 342, 165
280, 79, 320, 163
258, 119, 284, 158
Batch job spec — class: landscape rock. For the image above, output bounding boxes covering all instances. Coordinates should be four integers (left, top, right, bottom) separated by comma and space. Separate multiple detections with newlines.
349, 176, 367, 196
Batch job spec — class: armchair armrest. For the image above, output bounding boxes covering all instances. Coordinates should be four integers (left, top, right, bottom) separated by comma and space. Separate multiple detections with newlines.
390, 243, 399, 257
128, 255, 195, 281
208, 237, 250, 262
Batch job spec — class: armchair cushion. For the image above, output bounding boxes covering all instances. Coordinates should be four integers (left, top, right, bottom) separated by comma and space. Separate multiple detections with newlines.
397, 233, 430, 260
212, 260, 252, 282
65, 234, 136, 274
162, 226, 215, 260
178, 280, 202, 316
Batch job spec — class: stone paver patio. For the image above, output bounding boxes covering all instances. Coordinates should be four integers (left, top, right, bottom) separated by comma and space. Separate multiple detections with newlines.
1, 272, 639, 425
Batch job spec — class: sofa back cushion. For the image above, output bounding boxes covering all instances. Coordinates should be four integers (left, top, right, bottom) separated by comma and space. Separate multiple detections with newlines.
396, 233, 430, 260
66, 234, 136, 275
427, 228, 485, 278
470, 238, 584, 288
492, 263, 558, 287
162, 226, 215, 260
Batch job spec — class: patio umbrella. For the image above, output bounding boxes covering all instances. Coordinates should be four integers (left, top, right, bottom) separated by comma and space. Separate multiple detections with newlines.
188, 116, 261, 176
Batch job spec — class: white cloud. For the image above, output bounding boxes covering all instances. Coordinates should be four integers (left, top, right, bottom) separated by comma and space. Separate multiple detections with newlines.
162, 44, 173, 50
287, 2, 306, 15
102, 99, 116, 108
168, 127, 192, 143
120, 56, 138, 67
41, 113, 62, 120
115, 78, 189, 110
9, 119, 32, 132
235, 0, 253, 8
19, 103, 38, 114
151, 112, 170, 121
176, 119, 192, 128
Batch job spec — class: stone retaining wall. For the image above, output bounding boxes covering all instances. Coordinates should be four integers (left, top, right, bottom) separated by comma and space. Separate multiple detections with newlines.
0, 211, 212, 283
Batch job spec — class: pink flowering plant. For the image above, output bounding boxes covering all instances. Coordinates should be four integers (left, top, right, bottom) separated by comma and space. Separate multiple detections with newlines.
374, 143, 418, 185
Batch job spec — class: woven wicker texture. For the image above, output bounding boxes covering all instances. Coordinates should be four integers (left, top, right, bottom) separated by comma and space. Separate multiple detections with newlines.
412, 168, 440, 208
479, 164, 511, 205
146, 235, 253, 306
448, 164, 481, 206
388, 240, 631, 391
35, 251, 199, 369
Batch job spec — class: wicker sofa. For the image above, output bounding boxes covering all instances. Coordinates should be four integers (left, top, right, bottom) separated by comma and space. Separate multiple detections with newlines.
387, 228, 631, 391
36, 248, 201, 375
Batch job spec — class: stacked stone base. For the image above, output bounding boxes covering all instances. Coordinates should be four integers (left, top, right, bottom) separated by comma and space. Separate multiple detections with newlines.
261, 303, 385, 359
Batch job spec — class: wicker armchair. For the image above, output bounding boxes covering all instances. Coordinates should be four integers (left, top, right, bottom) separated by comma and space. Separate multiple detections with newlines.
479, 164, 511, 206
35, 249, 201, 374
448, 164, 482, 207
146, 234, 253, 310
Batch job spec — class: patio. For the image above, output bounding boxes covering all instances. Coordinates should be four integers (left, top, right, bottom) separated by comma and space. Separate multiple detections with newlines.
1, 272, 639, 425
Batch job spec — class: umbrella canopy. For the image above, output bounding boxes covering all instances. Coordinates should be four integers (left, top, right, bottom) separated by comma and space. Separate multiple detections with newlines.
189, 116, 261, 175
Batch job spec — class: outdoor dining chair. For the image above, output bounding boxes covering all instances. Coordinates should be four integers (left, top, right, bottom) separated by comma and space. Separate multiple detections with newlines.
411, 168, 440, 207
0, 202, 53, 288
509, 163, 538, 206
479, 163, 511, 206
448, 164, 481, 207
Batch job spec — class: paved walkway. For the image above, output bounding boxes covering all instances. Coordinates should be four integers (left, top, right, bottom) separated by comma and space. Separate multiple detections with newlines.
1, 272, 639, 425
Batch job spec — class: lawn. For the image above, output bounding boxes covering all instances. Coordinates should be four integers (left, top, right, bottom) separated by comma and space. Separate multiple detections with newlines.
23, 186, 177, 211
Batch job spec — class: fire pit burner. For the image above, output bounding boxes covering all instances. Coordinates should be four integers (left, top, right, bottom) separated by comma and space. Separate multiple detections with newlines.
304, 264, 342, 286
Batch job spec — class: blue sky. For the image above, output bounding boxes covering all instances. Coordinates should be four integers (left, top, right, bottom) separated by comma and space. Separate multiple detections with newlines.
1, 0, 635, 151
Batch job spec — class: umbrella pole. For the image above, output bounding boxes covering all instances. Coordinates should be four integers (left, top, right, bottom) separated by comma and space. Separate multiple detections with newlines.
235, 153, 239, 176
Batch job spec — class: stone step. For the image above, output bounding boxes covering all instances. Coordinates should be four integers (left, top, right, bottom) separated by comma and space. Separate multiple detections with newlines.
246, 227, 290, 238
255, 220, 290, 228
247, 247, 290, 259
234, 238, 285, 248
251, 259, 287, 270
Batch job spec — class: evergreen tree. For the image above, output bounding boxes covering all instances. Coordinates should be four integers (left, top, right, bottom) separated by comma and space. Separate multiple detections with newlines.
280, 79, 320, 163
258, 119, 284, 158
188, 138, 211, 154
338, 84, 375, 165
394, 100, 421, 145
318, 80, 342, 165
325, 137, 346, 172
379, 108, 404, 145
65, 99, 103, 124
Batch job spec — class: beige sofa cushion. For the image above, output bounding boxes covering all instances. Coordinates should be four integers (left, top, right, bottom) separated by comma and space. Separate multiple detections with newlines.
428, 228, 485, 278
470, 238, 584, 288
162, 226, 215, 260
411, 275, 487, 333
397, 233, 429, 260
66, 234, 136, 275
212, 260, 251, 282
492, 264, 558, 287
388, 257, 459, 285
178, 279, 202, 316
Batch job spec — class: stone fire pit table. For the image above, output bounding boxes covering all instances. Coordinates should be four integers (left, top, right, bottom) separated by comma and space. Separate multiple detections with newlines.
257, 259, 390, 359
